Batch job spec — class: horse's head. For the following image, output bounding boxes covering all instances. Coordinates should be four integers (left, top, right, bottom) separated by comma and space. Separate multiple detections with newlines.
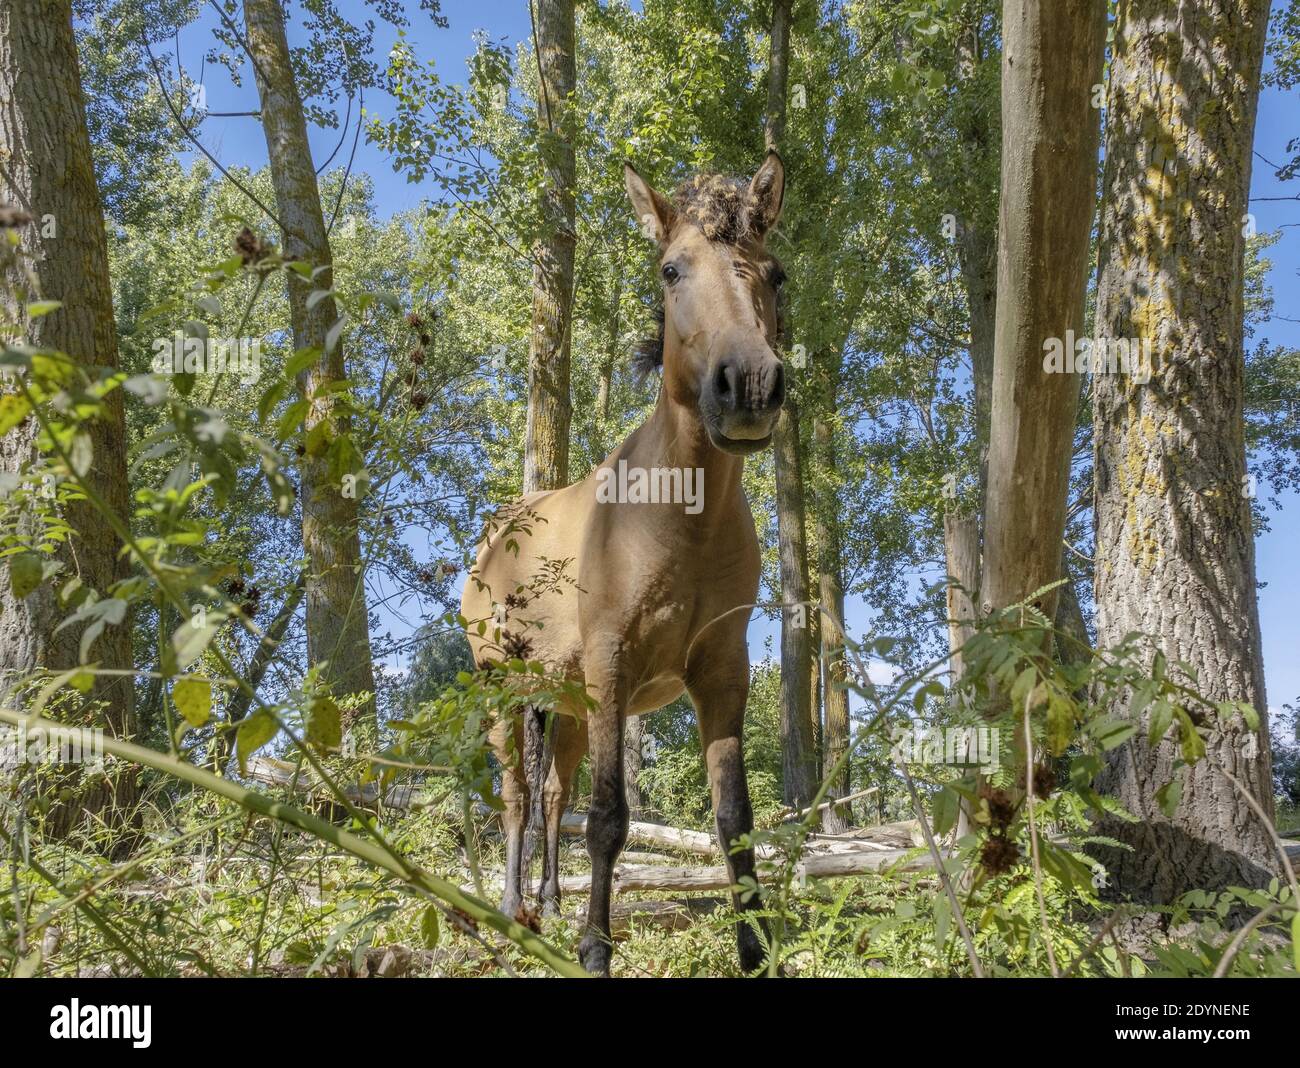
624, 152, 787, 455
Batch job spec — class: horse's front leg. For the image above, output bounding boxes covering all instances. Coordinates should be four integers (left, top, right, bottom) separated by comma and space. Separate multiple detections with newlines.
578, 639, 629, 975
687, 640, 770, 974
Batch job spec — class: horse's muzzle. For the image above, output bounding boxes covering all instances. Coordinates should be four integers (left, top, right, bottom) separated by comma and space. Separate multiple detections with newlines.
703, 351, 785, 453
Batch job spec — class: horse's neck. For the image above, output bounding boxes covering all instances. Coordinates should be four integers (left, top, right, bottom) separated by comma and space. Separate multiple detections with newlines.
617, 389, 743, 498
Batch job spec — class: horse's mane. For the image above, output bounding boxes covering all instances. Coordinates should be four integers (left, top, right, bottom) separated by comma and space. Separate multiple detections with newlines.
632, 172, 762, 381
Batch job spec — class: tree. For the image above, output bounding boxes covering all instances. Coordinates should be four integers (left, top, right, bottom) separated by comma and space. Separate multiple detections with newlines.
0, 0, 136, 813
764, 0, 817, 810
980, 0, 1105, 628
523, 0, 577, 494
1091, 0, 1277, 900
242, 0, 377, 715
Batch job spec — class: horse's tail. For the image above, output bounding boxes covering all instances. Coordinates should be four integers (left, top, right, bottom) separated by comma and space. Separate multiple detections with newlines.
520, 705, 553, 886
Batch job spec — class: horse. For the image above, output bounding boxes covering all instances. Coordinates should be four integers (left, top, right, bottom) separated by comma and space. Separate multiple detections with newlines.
462, 151, 788, 975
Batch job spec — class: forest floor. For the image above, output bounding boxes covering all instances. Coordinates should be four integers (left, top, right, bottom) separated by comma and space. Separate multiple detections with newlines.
14, 795, 1298, 978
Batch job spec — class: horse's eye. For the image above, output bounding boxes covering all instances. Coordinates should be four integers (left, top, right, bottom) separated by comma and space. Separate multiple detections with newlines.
771, 268, 786, 290
662, 263, 679, 284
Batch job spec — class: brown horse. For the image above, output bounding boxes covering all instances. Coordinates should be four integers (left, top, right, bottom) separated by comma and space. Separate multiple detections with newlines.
462, 152, 787, 975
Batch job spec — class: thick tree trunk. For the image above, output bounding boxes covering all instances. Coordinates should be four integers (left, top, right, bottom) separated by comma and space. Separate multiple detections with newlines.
0, 1, 135, 786
1091, 0, 1275, 900
243, 0, 376, 715
981, 0, 1105, 624
523, 0, 575, 494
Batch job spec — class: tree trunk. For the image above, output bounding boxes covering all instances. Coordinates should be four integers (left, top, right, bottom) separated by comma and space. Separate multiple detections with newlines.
764, 0, 816, 809
773, 403, 817, 809
814, 407, 851, 831
623, 715, 644, 821
943, 513, 980, 680
0, 0, 135, 815
1091, 0, 1275, 901
981, 0, 1105, 625
522, 0, 575, 494
243, 0, 376, 715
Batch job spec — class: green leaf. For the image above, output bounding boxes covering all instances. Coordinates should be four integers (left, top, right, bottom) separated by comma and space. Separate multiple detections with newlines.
237, 711, 279, 775
25, 300, 62, 318
420, 905, 441, 950
932, 785, 960, 836
70, 431, 93, 477
304, 420, 333, 457
1010, 665, 1037, 709
305, 696, 342, 750
0, 393, 32, 435
1046, 692, 1074, 755
173, 676, 213, 728
9, 551, 43, 599
1147, 700, 1173, 747
257, 378, 288, 423
167, 613, 220, 675
1175, 708, 1206, 764
1155, 777, 1183, 818
276, 398, 310, 440
324, 315, 347, 354
1089, 717, 1136, 750
285, 345, 322, 380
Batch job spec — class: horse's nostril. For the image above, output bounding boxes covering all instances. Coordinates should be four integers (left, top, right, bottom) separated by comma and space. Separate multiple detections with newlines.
770, 362, 785, 407
715, 361, 735, 401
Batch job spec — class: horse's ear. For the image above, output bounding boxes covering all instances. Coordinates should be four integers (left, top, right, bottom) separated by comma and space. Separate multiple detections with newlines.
748, 150, 785, 237
624, 163, 672, 245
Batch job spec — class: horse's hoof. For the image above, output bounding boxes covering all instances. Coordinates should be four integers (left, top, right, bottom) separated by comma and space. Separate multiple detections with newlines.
578, 935, 612, 976
738, 930, 770, 975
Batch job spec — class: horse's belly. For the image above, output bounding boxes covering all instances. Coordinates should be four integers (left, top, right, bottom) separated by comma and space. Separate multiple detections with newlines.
628, 673, 686, 716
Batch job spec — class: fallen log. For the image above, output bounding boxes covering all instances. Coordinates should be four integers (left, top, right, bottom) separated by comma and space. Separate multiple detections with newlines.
557, 845, 938, 894
560, 812, 716, 855
583, 897, 725, 935
560, 812, 912, 858
244, 756, 424, 811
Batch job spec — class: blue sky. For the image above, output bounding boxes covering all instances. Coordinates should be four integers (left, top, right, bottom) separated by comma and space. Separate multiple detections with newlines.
169, 0, 1300, 713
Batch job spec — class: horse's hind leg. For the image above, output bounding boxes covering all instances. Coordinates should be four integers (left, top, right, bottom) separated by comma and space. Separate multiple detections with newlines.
540, 712, 588, 916
490, 717, 529, 921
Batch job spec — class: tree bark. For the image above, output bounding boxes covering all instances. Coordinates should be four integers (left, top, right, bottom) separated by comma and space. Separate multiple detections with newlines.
981, 0, 1105, 625
814, 405, 851, 831
764, 0, 816, 810
243, 0, 376, 715
1091, 0, 1275, 900
623, 714, 645, 821
522, 0, 576, 494
0, 0, 134, 757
